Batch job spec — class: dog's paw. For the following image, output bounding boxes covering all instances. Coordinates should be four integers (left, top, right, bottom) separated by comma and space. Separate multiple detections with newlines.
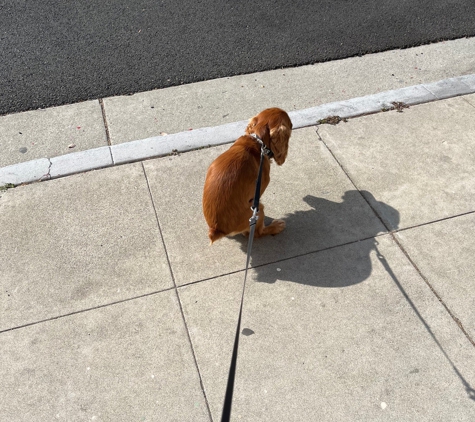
269, 219, 286, 234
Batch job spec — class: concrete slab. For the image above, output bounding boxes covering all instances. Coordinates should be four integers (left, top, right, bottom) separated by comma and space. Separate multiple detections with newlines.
0, 163, 172, 331
0, 100, 107, 168
143, 127, 386, 285
396, 213, 475, 341
0, 292, 211, 421
178, 272, 244, 421
179, 235, 475, 421
318, 96, 475, 230
103, 37, 475, 144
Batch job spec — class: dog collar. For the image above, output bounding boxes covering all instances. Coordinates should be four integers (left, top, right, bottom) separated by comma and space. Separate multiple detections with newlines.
249, 133, 274, 158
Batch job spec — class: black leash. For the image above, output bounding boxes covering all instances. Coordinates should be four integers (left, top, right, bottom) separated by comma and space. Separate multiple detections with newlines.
221, 138, 269, 422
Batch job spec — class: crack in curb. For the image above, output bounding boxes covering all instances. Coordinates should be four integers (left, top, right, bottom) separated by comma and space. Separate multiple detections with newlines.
39, 158, 52, 182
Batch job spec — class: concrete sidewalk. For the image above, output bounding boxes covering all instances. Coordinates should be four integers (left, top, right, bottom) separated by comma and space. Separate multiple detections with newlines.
2, 91, 475, 421
2, 37, 475, 179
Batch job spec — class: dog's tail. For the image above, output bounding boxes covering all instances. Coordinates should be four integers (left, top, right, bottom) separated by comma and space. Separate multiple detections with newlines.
208, 227, 226, 244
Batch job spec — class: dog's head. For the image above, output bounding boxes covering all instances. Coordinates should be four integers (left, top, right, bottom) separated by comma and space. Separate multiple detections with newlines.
245, 108, 292, 165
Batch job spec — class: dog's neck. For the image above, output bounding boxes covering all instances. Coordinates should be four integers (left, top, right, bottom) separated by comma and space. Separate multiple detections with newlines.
248, 133, 274, 158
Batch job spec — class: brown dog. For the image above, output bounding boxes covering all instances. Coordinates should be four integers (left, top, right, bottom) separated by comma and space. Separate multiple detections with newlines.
202, 108, 292, 244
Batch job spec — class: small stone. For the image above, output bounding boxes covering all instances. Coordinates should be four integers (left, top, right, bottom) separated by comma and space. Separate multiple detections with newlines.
241, 328, 255, 336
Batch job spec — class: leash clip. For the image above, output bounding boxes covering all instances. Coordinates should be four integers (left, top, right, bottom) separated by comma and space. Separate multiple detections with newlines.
249, 206, 259, 226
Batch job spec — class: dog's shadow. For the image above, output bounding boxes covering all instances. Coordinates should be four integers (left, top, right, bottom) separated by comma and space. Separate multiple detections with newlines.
234, 190, 399, 287
233, 190, 475, 400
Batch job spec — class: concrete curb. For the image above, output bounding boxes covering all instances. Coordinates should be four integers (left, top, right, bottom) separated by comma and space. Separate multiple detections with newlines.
1, 74, 475, 187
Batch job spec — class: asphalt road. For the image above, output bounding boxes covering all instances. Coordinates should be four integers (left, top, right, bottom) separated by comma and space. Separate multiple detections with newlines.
1, 0, 475, 115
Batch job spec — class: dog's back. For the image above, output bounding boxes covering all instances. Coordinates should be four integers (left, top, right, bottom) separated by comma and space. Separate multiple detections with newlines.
203, 137, 266, 243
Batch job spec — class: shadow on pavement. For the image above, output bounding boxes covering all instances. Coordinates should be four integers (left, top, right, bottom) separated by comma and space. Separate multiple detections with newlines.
232, 189, 475, 401
235, 190, 399, 287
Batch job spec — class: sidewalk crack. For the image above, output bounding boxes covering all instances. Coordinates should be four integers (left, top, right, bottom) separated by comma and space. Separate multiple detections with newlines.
99, 98, 112, 147
461, 95, 475, 109
141, 162, 214, 421
391, 233, 475, 348
315, 124, 392, 232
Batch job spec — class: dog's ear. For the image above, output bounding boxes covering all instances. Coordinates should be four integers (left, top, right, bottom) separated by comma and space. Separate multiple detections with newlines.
246, 117, 271, 145
270, 123, 291, 165
245, 116, 259, 134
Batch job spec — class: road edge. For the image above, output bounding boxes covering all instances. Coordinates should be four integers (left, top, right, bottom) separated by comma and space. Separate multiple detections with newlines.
1, 74, 474, 187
